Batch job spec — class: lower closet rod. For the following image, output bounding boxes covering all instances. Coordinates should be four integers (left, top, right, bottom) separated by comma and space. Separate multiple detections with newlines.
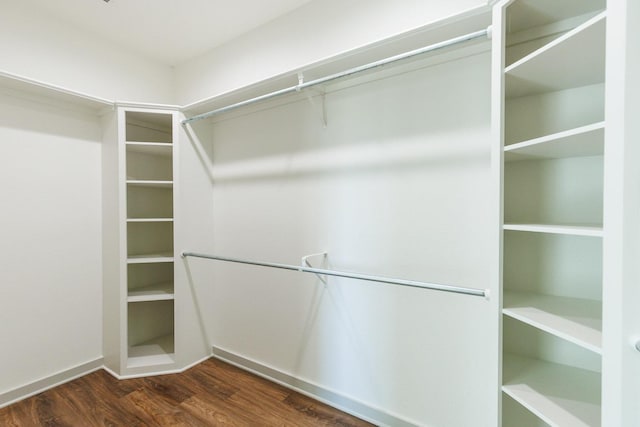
181, 251, 488, 298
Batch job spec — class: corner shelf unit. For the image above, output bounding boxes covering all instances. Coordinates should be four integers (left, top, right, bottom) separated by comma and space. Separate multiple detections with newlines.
124, 109, 177, 370
495, 0, 606, 425
103, 106, 179, 377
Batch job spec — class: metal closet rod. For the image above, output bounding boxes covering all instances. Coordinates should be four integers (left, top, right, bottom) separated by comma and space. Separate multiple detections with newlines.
182, 27, 490, 125
181, 251, 488, 298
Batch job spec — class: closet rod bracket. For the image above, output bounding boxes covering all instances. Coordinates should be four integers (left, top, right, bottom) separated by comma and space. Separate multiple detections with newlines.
301, 252, 328, 284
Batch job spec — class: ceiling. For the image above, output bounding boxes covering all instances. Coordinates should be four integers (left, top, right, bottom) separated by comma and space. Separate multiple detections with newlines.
20, 0, 313, 66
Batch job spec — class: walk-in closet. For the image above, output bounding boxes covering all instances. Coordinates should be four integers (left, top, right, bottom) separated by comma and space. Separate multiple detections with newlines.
1, 0, 638, 426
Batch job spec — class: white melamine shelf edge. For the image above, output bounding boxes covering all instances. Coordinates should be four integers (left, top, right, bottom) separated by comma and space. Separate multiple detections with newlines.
503, 291, 602, 354
502, 353, 601, 427
503, 224, 603, 237
505, 12, 606, 73
504, 122, 605, 160
127, 254, 174, 264
128, 282, 174, 303
125, 143, 172, 158
504, 12, 606, 98
126, 218, 174, 223
125, 141, 172, 146
126, 180, 173, 188
127, 293, 174, 303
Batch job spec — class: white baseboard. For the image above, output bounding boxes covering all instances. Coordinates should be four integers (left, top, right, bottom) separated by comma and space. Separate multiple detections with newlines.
211, 346, 420, 427
0, 358, 104, 409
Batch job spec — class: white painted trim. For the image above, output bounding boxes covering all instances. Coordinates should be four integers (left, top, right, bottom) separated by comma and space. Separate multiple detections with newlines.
0, 358, 104, 409
211, 346, 421, 427
115, 101, 182, 110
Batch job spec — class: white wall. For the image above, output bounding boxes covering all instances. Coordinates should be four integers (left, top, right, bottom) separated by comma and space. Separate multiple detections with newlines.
175, 0, 487, 105
0, 2, 174, 104
0, 94, 103, 394
188, 51, 496, 426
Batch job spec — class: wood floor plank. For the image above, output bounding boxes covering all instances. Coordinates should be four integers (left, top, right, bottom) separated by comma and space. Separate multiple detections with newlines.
199, 359, 290, 401
121, 388, 209, 427
180, 394, 257, 427
52, 376, 142, 427
0, 358, 375, 427
284, 393, 374, 427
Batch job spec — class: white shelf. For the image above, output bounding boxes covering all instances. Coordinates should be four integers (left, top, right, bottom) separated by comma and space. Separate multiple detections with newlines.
126, 180, 173, 188
505, 12, 606, 99
126, 218, 174, 223
504, 122, 604, 161
126, 142, 173, 157
127, 253, 174, 264
506, 0, 605, 35
503, 224, 603, 237
503, 291, 602, 354
0, 69, 112, 112
127, 334, 175, 368
126, 141, 172, 146
503, 353, 601, 427
128, 282, 174, 302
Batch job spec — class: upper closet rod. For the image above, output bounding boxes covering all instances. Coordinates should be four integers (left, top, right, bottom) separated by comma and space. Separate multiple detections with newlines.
182, 27, 490, 125
181, 251, 488, 298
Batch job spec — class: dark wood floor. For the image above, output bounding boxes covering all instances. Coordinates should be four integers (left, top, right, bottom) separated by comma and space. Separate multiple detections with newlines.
0, 358, 374, 426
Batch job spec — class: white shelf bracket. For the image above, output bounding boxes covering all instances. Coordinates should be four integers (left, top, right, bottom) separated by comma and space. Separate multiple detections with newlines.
301, 252, 328, 285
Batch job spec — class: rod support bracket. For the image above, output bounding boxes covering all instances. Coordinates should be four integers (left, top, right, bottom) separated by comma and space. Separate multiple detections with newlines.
302, 252, 328, 284
296, 72, 304, 91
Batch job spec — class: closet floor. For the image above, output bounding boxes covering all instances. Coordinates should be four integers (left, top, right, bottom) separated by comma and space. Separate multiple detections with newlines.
0, 358, 373, 426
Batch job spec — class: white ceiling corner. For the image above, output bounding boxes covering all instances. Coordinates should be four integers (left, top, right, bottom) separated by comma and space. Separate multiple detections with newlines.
19, 0, 313, 66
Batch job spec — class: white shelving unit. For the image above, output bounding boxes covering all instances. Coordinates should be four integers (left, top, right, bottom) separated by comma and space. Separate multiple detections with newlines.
494, 0, 606, 425
124, 110, 176, 370
103, 106, 180, 377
